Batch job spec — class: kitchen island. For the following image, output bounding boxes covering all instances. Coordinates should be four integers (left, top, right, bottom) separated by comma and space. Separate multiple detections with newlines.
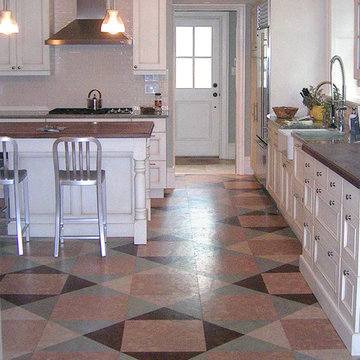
0, 121, 154, 245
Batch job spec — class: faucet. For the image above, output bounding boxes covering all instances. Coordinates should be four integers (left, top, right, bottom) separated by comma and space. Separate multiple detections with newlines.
330, 55, 346, 132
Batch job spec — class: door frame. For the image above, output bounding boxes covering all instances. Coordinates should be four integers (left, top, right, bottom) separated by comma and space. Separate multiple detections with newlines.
172, 3, 246, 174
174, 11, 229, 159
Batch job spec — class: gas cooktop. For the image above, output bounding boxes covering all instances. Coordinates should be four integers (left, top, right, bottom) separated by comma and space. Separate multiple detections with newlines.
49, 107, 133, 115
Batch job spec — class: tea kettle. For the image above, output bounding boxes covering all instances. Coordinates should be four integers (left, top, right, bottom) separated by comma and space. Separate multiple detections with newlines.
87, 89, 102, 110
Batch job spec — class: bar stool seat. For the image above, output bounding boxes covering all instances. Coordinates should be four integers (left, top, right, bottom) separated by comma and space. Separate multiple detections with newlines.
53, 137, 107, 257
0, 137, 30, 256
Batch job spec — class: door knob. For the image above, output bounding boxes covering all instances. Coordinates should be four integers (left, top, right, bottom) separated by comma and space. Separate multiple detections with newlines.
213, 92, 218, 97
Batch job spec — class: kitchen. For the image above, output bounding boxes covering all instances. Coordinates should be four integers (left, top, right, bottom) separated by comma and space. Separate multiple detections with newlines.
0, 0, 359, 359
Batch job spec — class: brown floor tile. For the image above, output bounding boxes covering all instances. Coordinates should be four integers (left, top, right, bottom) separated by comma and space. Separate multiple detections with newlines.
281, 319, 346, 350
224, 181, 263, 190
262, 273, 312, 294
51, 295, 128, 320
201, 293, 278, 321
31, 353, 121, 360
207, 351, 296, 360
137, 241, 194, 257
239, 215, 288, 228
71, 255, 136, 275
0, 274, 68, 295
196, 253, 258, 275
248, 239, 302, 256
2, 320, 47, 359
121, 320, 206, 352
0, 257, 17, 273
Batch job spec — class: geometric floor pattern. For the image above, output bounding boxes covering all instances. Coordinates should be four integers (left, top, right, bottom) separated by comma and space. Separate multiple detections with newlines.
0, 175, 359, 359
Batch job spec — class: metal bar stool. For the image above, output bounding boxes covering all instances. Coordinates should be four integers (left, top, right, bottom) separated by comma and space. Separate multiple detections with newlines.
53, 137, 107, 257
0, 137, 30, 256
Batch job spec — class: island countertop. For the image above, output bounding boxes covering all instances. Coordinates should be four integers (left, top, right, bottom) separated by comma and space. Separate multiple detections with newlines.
0, 121, 154, 139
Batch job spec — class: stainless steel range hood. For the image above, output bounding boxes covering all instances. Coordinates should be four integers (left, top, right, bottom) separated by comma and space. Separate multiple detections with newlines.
45, 0, 132, 45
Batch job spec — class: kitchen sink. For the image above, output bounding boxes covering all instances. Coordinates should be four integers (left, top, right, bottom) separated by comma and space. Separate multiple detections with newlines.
278, 128, 345, 160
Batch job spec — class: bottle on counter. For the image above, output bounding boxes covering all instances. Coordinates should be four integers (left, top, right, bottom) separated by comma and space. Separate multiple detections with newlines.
154, 93, 162, 114
350, 107, 360, 135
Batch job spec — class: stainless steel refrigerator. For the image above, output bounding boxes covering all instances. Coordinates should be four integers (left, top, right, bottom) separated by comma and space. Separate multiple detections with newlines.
254, 2, 270, 187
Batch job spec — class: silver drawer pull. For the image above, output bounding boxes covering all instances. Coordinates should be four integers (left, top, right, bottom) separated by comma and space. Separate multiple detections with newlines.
345, 194, 352, 200
327, 251, 334, 257
316, 188, 321, 194
314, 235, 320, 241
305, 163, 310, 168
329, 200, 335, 206
344, 270, 350, 276
305, 179, 310, 184
150, 163, 156, 166
316, 171, 322, 177
303, 223, 309, 227
345, 215, 352, 221
329, 182, 336, 188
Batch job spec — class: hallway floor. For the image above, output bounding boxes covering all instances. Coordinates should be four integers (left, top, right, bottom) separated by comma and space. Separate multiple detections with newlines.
175, 157, 235, 175
0, 175, 358, 359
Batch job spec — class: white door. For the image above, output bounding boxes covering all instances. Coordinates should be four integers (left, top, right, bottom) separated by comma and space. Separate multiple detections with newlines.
175, 14, 222, 156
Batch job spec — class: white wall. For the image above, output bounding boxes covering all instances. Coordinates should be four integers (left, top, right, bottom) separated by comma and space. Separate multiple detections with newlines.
0, 0, 169, 109
270, 0, 328, 116
330, 0, 360, 103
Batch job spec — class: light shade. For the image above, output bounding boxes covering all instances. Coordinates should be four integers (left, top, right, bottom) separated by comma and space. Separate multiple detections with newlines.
101, 9, 125, 35
0, 10, 19, 35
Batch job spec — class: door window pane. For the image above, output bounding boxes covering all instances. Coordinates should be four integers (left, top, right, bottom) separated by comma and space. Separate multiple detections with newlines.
176, 27, 193, 57
195, 58, 212, 88
195, 27, 212, 57
176, 58, 193, 88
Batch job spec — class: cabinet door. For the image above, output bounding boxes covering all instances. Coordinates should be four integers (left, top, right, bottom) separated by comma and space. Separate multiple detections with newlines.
302, 208, 313, 265
267, 141, 274, 195
313, 233, 340, 305
149, 132, 166, 161
293, 141, 304, 183
16, 0, 50, 72
273, 148, 281, 203
0, 1, 16, 71
342, 210, 360, 276
133, 0, 167, 74
292, 178, 304, 241
339, 261, 360, 332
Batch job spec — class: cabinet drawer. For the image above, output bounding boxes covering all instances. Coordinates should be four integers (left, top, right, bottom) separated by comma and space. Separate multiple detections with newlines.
327, 168, 342, 200
302, 208, 313, 265
314, 189, 341, 241
343, 180, 360, 216
339, 261, 360, 332
303, 153, 314, 179
313, 233, 340, 305
314, 218, 340, 256
133, 118, 166, 132
314, 160, 327, 187
150, 161, 166, 188
149, 132, 166, 160
342, 210, 360, 276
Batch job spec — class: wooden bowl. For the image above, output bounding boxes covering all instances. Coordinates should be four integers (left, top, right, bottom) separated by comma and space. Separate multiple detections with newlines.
272, 106, 299, 119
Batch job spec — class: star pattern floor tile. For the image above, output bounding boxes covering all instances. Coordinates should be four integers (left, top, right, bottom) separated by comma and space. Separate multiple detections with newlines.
0, 174, 359, 359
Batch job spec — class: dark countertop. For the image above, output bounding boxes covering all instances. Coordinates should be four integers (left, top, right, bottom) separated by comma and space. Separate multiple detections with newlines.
293, 130, 360, 188
0, 121, 154, 139
0, 113, 168, 120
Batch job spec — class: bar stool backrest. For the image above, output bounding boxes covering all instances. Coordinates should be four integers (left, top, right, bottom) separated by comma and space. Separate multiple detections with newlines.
0, 137, 19, 181
53, 137, 102, 184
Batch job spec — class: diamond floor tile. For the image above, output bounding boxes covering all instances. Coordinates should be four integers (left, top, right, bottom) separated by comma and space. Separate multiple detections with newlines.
0, 174, 355, 359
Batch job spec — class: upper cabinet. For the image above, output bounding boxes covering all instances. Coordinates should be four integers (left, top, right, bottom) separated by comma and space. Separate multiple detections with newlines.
133, 0, 167, 75
0, 0, 50, 76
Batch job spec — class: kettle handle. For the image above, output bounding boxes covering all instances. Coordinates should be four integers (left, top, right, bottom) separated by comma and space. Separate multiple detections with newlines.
88, 89, 102, 99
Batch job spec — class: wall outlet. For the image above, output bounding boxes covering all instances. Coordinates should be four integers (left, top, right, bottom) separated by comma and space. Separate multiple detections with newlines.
144, 75, 159, 82
145, 83, 159, 94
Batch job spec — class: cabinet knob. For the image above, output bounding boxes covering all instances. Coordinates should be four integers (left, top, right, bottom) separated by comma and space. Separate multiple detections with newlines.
327, 251, 334, 257
11, 66, 15, 70
345, 215, 352, 221
134, 65, 138, 69
17, 66, 21, 70
150, 163, 156, 166
344, 270, 350, 276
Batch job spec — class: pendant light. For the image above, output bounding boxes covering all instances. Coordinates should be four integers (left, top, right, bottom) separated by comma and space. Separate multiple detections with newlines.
101, 0, 125, 35
0, 0, 19, 35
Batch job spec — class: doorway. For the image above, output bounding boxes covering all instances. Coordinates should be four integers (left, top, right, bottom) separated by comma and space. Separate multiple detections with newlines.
171, 4, 247, 176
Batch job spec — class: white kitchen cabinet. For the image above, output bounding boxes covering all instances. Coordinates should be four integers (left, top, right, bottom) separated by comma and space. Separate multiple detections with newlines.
292, 178, 304, 241
280, 152, 293, 220
302, 208, 313, 265
133, 0, 167, 75
0, 0, 50, 75
293, 139, 304, 183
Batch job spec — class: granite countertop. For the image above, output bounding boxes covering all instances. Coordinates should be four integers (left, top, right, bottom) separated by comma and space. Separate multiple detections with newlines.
293, 130, 360, 188
0, 121, 154, 139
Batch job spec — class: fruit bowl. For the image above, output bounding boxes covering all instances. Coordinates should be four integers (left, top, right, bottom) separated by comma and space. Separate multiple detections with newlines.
272, 106, 299, 119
